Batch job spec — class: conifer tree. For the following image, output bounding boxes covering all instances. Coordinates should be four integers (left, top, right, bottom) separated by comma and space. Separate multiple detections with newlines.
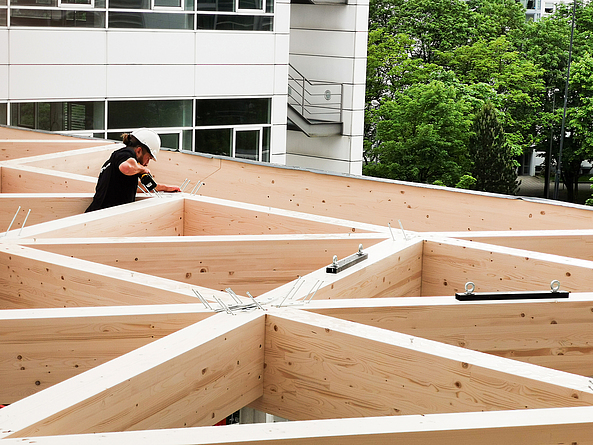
469, 102, 519, 195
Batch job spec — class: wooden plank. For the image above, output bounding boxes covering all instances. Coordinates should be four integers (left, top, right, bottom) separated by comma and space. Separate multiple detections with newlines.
184, 196, 384, 236
16, 197, 183, 239
0, 311, 265, 438
302, 294, 593, 376
448, 230, 593, 262
0, 305, 211, 403
25, 235, 385, 296
0, 243, 209, 309
422, 238, 593, 296
147, 151, 593, 232
251, 308, 593, 421
14, 145, 116, 176
1, 165, 96, 194
0, 138, 106, 161
3, 407, 593, 444
0, 194, 92, 229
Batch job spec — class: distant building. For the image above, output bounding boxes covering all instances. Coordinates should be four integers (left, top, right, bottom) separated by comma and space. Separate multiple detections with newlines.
517, 0, 573, 21
0, 0, 368, 175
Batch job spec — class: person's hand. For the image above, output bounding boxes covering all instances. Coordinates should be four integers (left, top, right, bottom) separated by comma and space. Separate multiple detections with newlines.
156, 184, 181, 193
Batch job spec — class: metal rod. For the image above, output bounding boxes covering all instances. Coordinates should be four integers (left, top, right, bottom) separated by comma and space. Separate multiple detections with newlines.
305, 280, 323, 302
189, 182, 200, 195
387, 222, 396, 241
191, 182, 204, 196
138, 183, 151, 197
192, 289, 214, 311
398, 219, 409, 241
278, 277, 304, 307
18, 209, 31, 236
246, 292, 265, 311
4, 206, 21, 237
180, 178, 190, 192
225, 288, 242, 304
212, 294, 234, 315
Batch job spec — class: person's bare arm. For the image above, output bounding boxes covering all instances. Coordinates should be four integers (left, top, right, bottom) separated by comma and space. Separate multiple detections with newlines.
155, 183, 181, 192
119, 158, 150, 176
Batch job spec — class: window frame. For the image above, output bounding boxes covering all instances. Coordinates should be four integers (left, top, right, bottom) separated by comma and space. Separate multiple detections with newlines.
232, 126, 263, 161
58, 0, 94, 9
235, 0, 264, 13
151, 0, 184, 11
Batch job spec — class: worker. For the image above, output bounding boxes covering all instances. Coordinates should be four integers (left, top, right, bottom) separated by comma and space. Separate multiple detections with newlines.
85, 128, 180, 212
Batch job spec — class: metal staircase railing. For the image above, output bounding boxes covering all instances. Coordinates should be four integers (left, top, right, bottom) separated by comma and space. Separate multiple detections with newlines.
288, 64, 343, 124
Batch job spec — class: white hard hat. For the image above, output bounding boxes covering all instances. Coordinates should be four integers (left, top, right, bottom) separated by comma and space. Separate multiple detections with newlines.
131, 128, 160, 161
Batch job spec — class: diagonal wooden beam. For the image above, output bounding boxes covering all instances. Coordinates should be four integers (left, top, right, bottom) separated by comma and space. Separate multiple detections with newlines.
3, 407, 593, 444
0, 244, 214, 309
0, 311, 265, 439
251, 308, 593, 421
0, 304, 212, 403
301, 294, 593, 376
422, 237, 593, 295
25, 235, 385, 296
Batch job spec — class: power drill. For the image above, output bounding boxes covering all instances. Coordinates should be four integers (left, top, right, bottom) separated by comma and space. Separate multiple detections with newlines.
140, 173, 157, 192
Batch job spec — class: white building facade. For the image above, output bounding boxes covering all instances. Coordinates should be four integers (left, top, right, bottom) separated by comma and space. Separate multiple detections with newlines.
0, 0, 368, 175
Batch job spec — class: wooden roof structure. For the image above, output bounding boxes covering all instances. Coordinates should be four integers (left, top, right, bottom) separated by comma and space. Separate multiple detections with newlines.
1, 126, 593, 444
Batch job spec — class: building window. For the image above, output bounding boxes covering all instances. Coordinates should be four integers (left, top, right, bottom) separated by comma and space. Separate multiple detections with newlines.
196, 98, 270, 127
10, 102, 105, 132
59, 0, 94, 8
108, 100, 193, 129
194, 98, 271, 162
10, 9, 105, 27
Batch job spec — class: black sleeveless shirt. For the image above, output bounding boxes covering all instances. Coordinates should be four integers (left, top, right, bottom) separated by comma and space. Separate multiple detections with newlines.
85, 146, 140, 212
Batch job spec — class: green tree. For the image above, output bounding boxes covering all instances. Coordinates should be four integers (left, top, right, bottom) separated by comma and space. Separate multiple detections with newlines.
364, 80, 473, 186
469, 102, 519, 194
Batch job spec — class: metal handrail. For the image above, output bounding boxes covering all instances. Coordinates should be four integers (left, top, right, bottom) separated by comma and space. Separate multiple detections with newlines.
288, 64, 343, 124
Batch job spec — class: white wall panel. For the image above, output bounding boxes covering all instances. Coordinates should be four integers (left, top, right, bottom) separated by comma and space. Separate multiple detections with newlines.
290, 54, 354, 83
270, 124, 287, 162
108, 31, 194, 65
287, 130, 352, 160
274, 63, 289, 95
195, 33, 275, 65
107, 64, 194, 98
272, 94, 287, 125
194, 64, 275, 97
341, 109, 364, 137
10, 65, 107, 100
275, 33, 290, 65
275, 1, 292, 34
286, 152, 352, 175
354, 30, 368, 59
290, 4, 357, 31
355, 4, 370, 32
10, 30, 106, 65
0, 30, 8, 64
341, 84, 366, 111
290, 29, 355, 58
0, 66, 8, 99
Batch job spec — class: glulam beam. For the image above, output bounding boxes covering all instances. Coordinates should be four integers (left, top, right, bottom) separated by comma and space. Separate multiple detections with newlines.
1, 165, 96, 194
0, 311, 265, 439
303, 295, 593, 375
0, 244, 208, 309
251, 308, 593, 421
422, 238, 593, 295
25, 235, 385, 296
0, 304, 212, 403
3, 407, 593, 445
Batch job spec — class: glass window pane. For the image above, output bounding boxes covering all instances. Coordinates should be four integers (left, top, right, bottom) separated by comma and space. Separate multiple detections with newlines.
265, 0, 273, 13
197, 14, 272, 31
182, 129, 192, 151
0, 0, 6, 6
159, 0, 182, 6
237, 0, 261, 9
235, 129, 259, 161
154, 0, 181, 7
197, 0, 233, 11
196, 98, 270, 126
195, 129, 231, 157
11, 103, 35, 128
10, 101, 105, 131
262, 126, 270, 162
159, 133, 179, 150
0, 103, 6, 125
61, 0, 92, 5
108, 0, 150, 9
11, 0, 57, 6
11, 9, 105, 27
0, 9, 5, 25
108, 100, 192, 129
108, 11, 193, 29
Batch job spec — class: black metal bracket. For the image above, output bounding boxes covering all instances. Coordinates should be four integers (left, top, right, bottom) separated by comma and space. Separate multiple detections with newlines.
326, 245, 368, 274
455, 290, 570, 301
